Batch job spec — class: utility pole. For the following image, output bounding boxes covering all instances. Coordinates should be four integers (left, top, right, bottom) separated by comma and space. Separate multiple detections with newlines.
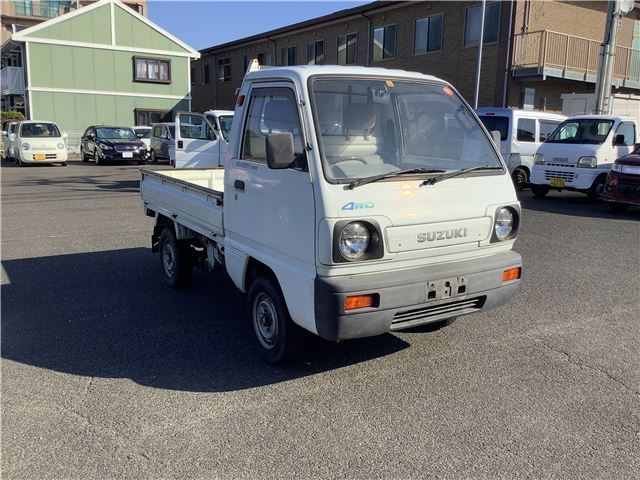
473, 0, 486, 109
594, 0, 621, 114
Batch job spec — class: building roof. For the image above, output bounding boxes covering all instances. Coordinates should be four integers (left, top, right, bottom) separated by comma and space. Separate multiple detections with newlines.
200, 1, 403, 55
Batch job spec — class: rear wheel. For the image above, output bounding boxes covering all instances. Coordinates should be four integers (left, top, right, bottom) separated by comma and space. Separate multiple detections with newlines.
531, 184, 550, 198
248, 276, 304, 364
587, 175, 606, 201
511, 167, 529, 190
159, 227, 192, 288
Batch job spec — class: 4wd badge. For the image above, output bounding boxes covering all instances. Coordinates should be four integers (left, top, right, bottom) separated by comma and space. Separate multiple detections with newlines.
342, 201, 374, 211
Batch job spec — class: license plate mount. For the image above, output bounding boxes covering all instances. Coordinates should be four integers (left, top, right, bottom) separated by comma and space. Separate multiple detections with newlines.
550, 177, 565, 188
426, 276, 468, 301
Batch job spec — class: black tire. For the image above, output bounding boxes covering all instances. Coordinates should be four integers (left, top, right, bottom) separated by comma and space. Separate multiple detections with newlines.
531, 184, 550, 198
159, 227, 192, 288
511, 167, 529, 191
609, 202, 630, 212
587, 175, 606, 201
150, 150, 158, 164
61, 162, 67, 167
247, 276, 304, 364
81, 147, 89, 162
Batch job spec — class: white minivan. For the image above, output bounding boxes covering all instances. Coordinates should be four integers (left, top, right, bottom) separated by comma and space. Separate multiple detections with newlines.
13, 120, 68, 166
530, 115, 639, 199
476, 108, 566, 189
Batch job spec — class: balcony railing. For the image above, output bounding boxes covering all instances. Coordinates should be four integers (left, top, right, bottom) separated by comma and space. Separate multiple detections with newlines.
512, 30, 640, 88
4, 1, 77, 20
1, 67, 25, 95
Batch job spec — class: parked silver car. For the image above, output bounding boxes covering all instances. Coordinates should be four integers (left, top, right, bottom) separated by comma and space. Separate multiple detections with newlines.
149, 123, 175, 165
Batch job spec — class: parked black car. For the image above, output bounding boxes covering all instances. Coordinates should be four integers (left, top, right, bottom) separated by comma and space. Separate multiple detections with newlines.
81, 126, 148, 165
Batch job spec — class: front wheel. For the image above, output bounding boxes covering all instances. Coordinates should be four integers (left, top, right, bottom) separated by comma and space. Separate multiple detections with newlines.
60, 162, 67, 167
248, 276, 304, 364
609, 202, 630, 212
531, 184, 550, 198
159, 227, 192, 288
511, 167, 529, 191
95, 152, 102, 165
587, 175, 606, 201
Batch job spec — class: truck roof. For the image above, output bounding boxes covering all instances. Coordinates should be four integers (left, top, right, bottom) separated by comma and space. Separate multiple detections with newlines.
245, 65, 444, 84
567, 114, 638, 122
475, 107, 566, 120
204, 109, 234, 116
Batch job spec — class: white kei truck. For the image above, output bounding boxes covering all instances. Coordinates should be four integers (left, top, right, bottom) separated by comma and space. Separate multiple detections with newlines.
530, 115, 639, 199
140, 65, 523, 363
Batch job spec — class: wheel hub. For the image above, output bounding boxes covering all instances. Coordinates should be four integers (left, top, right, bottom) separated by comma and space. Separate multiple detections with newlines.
162, 244, 174, 276
254, 294, 278, 349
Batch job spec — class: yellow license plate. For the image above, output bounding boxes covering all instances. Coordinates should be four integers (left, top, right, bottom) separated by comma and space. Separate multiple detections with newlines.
34, 154, 46, 160
550, 178, 565, 188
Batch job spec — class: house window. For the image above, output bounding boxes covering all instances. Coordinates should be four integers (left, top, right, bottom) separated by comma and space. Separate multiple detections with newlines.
190, 67, 195, 85
258, 52, 272, 65
372, 25, 396, 61
307, 40, 324, 65
464, 2, 500, 47
337, 33, 357, 65
217, 58, 231, 82
203, 64, 210, 84
133, 57, 171, 83
281, 46, 296, 66
135, 109, 170, 126
415, 14, 443, 54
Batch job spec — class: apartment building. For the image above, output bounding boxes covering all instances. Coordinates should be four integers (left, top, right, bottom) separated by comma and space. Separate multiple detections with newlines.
191, 0, 640, 113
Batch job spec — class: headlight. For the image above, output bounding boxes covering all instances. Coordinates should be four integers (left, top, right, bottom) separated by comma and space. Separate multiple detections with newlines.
57, 142, 65, 150
612, 163, 640, 175
612, 163, 622, 173
534, 153, 544, 165
98, 143, 113, 151
577, 156, 597, 168
21, 142, 30, 150
495, 207, 514, 241
339, 222, 370, 261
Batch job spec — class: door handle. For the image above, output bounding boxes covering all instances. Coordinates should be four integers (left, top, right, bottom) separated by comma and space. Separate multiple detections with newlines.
234, 180, 245, 191
177, 140, 183, 149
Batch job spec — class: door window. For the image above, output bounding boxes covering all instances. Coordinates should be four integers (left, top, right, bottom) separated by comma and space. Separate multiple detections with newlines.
241, 87, 305, 166
178, 114, 215, 140
539, 120, 560, 142
615, 122, 636, 146
517, 118, 536, 142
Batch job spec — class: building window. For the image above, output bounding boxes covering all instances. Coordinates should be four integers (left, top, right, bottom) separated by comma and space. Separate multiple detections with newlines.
414, 14, 443, 54
258, 52, 272, 65
307, 40, 324, 65
516, 118, 536, 142
133, 56, 171, 83
217, 58, 231, 82
281, 46, 297, 66
135, 109, 170, 126
337, 33, 357, 65
464, 2, 500, 47
372, 25, 396, 61
190, 67, 195, 85
203, 64, 210, 84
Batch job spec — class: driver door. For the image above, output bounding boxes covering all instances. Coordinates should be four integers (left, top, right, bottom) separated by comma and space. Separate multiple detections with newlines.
174, 112, 220, 168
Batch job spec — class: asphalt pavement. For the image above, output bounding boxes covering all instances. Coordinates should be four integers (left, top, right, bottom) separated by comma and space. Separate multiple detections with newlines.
1, 159, 639, 479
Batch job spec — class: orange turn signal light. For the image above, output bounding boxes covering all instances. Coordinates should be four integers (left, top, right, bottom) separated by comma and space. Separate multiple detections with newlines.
502, 267, 521, 282
344, 294, 377, 311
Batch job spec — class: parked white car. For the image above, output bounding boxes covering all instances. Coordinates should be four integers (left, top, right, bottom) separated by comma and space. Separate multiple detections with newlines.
173, 109, 234, 168
141, 65, 522, 363
131, 126, 152, 149
476, 108, 566, 189
13, 121, 68, 166
530, 115, 639, 198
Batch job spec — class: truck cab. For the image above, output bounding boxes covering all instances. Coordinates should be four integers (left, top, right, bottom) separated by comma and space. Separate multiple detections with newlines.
141, 65, 523, 363
173, 109, 234, 168
530, 115, 639, 199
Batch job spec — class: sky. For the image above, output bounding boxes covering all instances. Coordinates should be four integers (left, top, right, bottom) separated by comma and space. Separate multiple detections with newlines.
148, 1, 370, 51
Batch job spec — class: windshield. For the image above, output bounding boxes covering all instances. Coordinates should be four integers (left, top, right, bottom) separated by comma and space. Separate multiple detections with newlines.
312, 78, 502, 182
20, 122, 61, 138
547, 119, 614, 144
97, 127, 136, 140
219, 115, 233, 141
133, 128, 151, 139
478, 115, 509, 141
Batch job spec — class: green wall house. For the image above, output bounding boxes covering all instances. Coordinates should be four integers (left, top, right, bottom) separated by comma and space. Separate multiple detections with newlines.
3, 0, 199, 136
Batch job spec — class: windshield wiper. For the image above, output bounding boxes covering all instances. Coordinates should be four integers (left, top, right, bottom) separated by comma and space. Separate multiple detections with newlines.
348, 168, 445, 190
421, 165, 502, 186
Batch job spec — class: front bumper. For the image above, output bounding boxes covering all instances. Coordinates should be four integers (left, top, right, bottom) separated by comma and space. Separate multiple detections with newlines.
530, 164, 604, 190
603, 171, 640, 206
20, 151, 67, 163
101, 150, 146, 161
314, 251, 522, 341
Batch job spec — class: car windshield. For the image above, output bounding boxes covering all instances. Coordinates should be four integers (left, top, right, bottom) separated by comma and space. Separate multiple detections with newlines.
133, 128, 151, 139
311, 78, 502, 182
97, 127, 136, 140
20, 122, 61, 138
478, 115, 509, 141
219, 115, 233, 141
547, 119, 614, 144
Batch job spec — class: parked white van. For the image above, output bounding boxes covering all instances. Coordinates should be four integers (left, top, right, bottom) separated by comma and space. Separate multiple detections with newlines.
530, 115, 639, 199
173, 110, 234, 169
476, 108, 566, 189
13, 121, 68, 166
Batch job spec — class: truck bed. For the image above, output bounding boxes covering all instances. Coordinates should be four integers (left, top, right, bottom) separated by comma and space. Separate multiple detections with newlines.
140, 168, 225, 238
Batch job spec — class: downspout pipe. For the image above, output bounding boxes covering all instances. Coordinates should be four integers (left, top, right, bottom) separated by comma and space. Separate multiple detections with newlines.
473, 0, 486, 109
360, 12, 372, 66
502, 0, 515, 108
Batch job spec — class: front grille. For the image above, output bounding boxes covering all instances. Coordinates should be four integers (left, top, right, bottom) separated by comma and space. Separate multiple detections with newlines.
114, 145, 136, 152
619, 182, 640, 199
545, 169, 575, 181
545, 163, 575, 168
33, 154, 57, 160
391, 296, 486, 330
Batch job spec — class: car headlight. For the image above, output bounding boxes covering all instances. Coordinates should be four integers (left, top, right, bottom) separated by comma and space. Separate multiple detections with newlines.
611, 163, 622, 173
57, 142, 65, 150
577, 156, 597, 168
495, 207, 514, 241
98, 143, 113, 151
21, 143, 30, 150
339, 222, 370, 261
534, 153, 544, 165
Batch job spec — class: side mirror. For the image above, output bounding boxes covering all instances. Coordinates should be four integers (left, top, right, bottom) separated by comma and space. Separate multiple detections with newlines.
490, 130, 501, 146
614, 134, 625, 146
266, 132, 295, 169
